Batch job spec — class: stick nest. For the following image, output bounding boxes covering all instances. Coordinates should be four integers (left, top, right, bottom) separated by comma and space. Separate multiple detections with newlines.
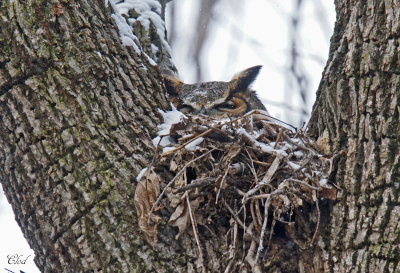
134, 110, 336, 270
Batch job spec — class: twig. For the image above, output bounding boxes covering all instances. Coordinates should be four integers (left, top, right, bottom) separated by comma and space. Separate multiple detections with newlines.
248, 189, 285, 200
254, 200, 263, 233
161, 110, 266, 157
255, 197, 271, 264
274, 128, 284, 149
162, 128, 213, 157
288, 178, 320, 191
245, 240, 262, 273
204, 124, 234, 140
310, 191, 320, 246
235, 188, 247, 196
242, 163, 281, 203
261, 155, 281, 183
224, 217, 238, 273
250, 109, 298, 131
244, 147, 258, 185
148, 149, 215, 224
266, 218, 276, 251
224, 202, 260, 242
242, 155, 281, 202
283, 131, 313, 152
250, 200, 261, 234
174, 177, 215, 193
252, 160, 270, 167
178, 133, 196, 142
289, 157, 312, 173
215, 164, 230, 204
186, 192, 206, 273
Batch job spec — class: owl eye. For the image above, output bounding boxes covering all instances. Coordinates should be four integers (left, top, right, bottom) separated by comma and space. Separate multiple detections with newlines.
178, 104, 194, 114
218, 98, 247, 115
218, 100, 237, 110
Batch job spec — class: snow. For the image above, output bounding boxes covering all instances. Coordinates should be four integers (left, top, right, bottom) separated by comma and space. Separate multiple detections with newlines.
185, 137, 204, 151
288, 161, 301, 170
162, 146, 176, 154
257, 142, 288, 157
319, 178, 328, 187
109, 4, 141, 54
293, 150, 304, 158
107, 0, 163, 66
115, 0, 161, 15
136, 167, 148, 181
152, 106, 185, 147
238, 128, 288, 157
151, 44, 159, 59
112, 0, 171, 56
159, 136, 176, 147
151, 107, 203, 152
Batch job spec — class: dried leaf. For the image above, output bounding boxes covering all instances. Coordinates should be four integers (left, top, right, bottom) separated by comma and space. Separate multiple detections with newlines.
168, 203, 188, 239
312, 190, 317, 202
293, 196, 303, 207
320, 186, 337, 200
166, 191, 182, 208
170, 160, 178, 172
134, 167, 161, 246
216, 144, 241, 171
168, 197, 202, 239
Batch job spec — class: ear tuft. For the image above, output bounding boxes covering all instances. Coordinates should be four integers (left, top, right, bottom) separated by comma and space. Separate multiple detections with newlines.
230, 65, 262, 92
163, 75, 183, 96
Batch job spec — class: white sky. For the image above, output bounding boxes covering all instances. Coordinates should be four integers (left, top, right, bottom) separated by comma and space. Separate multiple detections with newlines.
168, 0, 335, 126
0, 185, 39, 273
0, 1, 335, 272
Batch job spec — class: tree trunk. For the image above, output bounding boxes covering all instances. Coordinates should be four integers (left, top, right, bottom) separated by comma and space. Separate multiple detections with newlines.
308, 0, 400, 272
0, 1, 172, 272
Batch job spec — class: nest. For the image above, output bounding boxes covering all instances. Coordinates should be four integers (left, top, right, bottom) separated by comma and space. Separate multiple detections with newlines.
134, 110, 336, 271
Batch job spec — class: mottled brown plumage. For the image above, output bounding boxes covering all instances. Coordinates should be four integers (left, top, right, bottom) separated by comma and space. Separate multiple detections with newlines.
163, 66, 266, 118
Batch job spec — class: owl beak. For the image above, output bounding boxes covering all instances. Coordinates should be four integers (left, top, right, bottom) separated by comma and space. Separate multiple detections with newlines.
200, 108, 207, 115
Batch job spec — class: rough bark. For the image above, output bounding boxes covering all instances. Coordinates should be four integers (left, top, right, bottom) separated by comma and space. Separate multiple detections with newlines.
308, 0, 400, 272
0, 0, 171, 272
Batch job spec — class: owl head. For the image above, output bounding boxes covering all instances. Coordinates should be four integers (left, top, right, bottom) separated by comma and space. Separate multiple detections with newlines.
163, 66, 266, 118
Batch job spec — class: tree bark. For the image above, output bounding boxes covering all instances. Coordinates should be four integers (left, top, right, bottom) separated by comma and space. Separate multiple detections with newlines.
0, 0, 171, 272
308, 0, 400, 272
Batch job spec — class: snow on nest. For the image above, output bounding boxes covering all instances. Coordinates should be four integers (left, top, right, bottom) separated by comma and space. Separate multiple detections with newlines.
184, 137, 204, 151
151, 109, 335, 190
152, 105, 186, 152
135, 109, 337, 249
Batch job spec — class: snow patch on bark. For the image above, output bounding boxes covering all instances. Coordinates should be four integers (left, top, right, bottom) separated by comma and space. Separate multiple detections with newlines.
106, 0, 161, 66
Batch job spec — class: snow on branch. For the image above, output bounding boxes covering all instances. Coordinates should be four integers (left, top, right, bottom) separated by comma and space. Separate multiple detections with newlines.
106, 0, 173, 69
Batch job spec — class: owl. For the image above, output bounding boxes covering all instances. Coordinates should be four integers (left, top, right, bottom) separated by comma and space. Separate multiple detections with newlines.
163, 66, 266, 118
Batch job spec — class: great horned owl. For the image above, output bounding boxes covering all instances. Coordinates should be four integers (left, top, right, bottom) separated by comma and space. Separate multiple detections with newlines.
163, 66, 266, 118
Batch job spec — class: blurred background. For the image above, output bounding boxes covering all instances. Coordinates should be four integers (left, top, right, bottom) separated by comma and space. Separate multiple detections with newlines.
167, 0, 335, 127
0, 1, 335, 272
